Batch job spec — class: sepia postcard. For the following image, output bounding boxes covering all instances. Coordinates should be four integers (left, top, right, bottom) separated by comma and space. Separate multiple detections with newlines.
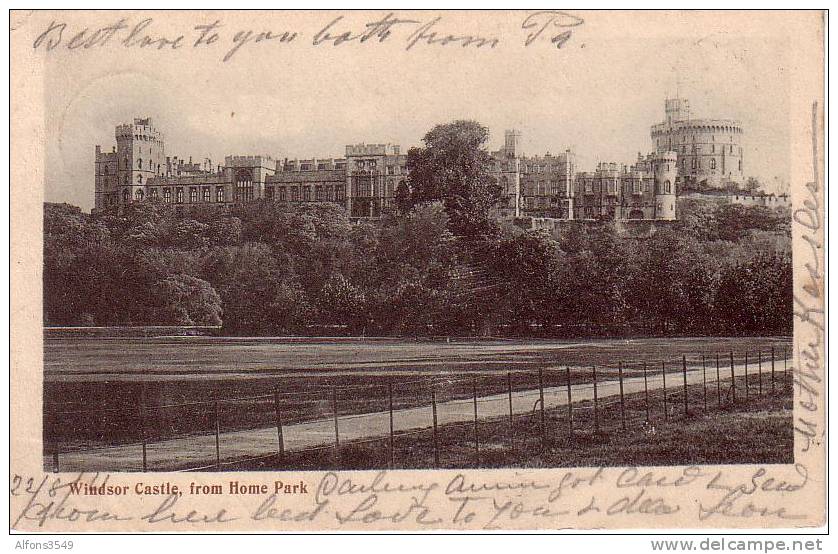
9, 9, 826, 532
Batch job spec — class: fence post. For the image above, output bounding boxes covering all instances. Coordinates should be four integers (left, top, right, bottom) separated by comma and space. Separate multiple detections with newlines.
771, 347, 776, 394
702, 355, 708, 411
507, 371, 514, 451
566, 366, 573, 433
50, 404, 59, 472
332, 388, 340, 462
729, 352, 736, 404
784, 345, 788, 380
618, 362, 626, 430
642, 361, 650, 423
431, 387, 439, 468
785, 345, 791, 387
388, 380, 395, 469
662, 361, 668, 421
140, 385, 148, 472
745, 350, 751, 404
592, 366, 599, 433
758, 351, 763, 397
538, 368, 546, 449
682, 355, 689, 416
214, 401, 221, 470
472, 377, 479, 461
274, 389, 285, 462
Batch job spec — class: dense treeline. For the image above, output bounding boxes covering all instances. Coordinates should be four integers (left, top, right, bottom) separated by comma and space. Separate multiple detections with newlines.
43, 197, 792, 337
44, 120, 791, 337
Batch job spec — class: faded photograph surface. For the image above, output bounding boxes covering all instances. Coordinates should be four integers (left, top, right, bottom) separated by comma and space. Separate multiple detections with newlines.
40, 11, 798, 474
11, 9, 825, 532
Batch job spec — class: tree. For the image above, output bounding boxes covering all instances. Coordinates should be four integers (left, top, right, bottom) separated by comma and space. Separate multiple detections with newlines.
744, 177, 762, 193
154, 274, 222, 325
399, 120, 502, 237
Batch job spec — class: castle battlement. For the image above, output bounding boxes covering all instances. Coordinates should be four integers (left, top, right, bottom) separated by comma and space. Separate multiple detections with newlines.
345, 144, 400, 156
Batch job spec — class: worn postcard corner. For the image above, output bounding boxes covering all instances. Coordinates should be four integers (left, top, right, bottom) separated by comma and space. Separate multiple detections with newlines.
9, 9, 826, 532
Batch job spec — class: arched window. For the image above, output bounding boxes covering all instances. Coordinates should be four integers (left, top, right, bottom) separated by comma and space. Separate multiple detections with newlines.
135, 189, 144, 201
103, 165, 109, 176
138, 158, 143, 169
710, 159, 716, 170
176, 188, 184, 203
123, 156, 128, 169
163, 188, 171, 203
123, 189, 130, 202
137, 174, 143, 184
664, 180, 671, 194
124, 174, 129, 184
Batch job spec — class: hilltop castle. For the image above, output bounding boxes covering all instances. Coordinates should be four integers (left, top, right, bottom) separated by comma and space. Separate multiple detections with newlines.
94, 98, 744, 221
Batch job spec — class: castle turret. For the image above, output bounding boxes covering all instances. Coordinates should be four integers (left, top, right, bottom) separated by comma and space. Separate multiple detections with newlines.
115, 117, 165, 206
654, 151, 678, 220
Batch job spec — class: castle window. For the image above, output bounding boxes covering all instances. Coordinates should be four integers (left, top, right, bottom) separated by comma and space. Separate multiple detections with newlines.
163, 188, 171, 203
103, 166, 108, 175
190, 187, 198, 203
315, 185, 323, 200
135, 189, 144, 201
123, 189, 130, 202
291, 186, 299, 202
632, 180, 641, 194
325, 185, 333, 200
137, 174, 143, 184
730, 145, 734, 153
123, 156, 128, 168
216, 187, 224, 203
176, 188, 184, 203
303, 186, 311, 201
584, 181, 592, 194
711, 144, 715, 153
336, 186, 345, 201
278, 187, 286, 201
710, 159, 716, 170
664, 180, 671, 194
149, 188, 158, 200
138, 158, 143, 169
202, 187, 210, 202
739, 160, 742, 171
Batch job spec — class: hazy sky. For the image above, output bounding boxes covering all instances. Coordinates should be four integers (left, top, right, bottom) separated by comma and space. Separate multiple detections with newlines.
36, 10, 796, 210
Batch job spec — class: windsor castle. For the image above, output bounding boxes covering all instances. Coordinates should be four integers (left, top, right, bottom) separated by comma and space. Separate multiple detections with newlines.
94, 97, 746, 222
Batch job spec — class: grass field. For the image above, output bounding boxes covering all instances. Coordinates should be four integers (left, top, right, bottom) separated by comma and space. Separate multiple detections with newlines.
229, 377, 794, 470
44, 335, 792, 460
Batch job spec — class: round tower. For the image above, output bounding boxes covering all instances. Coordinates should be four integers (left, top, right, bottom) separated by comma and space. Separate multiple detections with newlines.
654, 151, 678, 220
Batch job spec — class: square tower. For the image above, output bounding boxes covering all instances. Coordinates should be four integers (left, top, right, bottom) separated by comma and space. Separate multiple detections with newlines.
115, 117, 166, 205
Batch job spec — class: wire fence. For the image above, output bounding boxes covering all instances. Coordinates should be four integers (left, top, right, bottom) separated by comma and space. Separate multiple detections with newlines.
44, 346, 793, 472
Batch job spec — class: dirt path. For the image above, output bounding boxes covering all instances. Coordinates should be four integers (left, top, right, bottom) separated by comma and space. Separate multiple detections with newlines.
48, 361, 785, 472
